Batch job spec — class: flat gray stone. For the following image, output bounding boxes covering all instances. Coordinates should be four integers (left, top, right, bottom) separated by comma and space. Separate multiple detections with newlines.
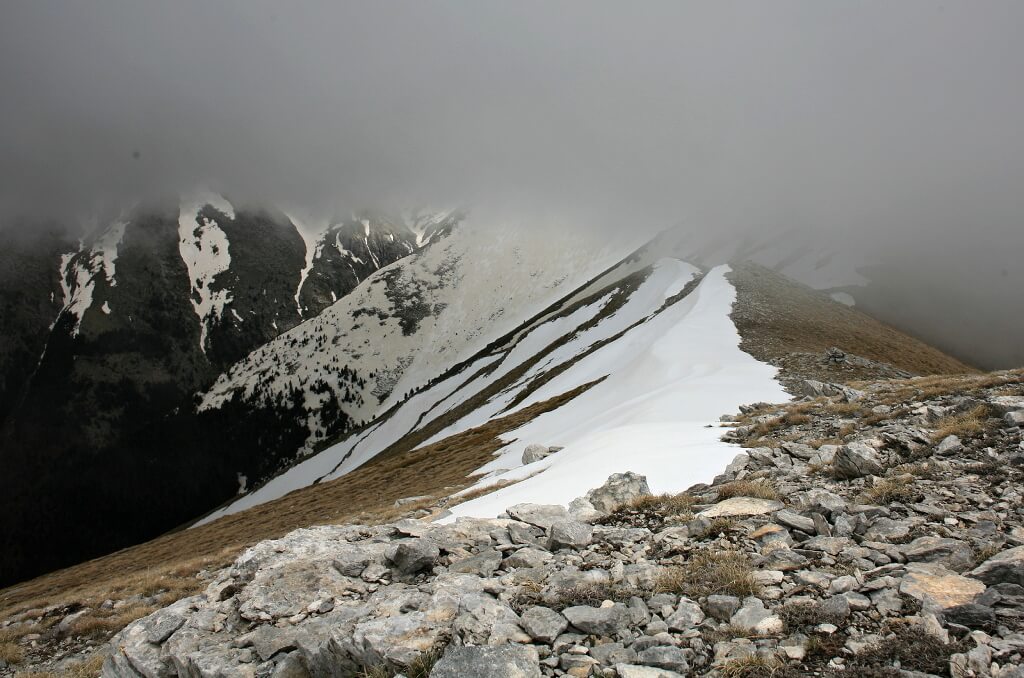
430, 644, 541, 678
698, 497, 784, 518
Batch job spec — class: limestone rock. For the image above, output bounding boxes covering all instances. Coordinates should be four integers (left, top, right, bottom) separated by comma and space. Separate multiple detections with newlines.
698, 497, 784, 518
730, 598, 783, 635
506, 504, 569, 530
519, 606, 568, 643
562, 603, 629, 636
899, 563, 986, 609
522, 444, 553, 465
387, 538, 440, 575
832, 442, 885, 479
582, 472, 652, 514
615, 665, 686, 678
970, 546, 1024, 586
430, 644, 541, 678
665, 597, 704, 631
547, 520, 594, 550
901, 536, 975, 573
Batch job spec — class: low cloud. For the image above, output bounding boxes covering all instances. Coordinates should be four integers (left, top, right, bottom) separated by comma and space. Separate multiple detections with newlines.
2, 1, 1022, 365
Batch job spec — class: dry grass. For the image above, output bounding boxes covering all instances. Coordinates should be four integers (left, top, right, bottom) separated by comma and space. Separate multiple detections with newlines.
931, 404, 992, 442
18, 653, 105, 678
900, 461, 942, 480
859, 475, 918, 505
0, 383, 599, 636
717, 655, 786, 678
705, 516, 739, 535
837, 422, 858, 437
862, 369, 1024, 405
716, 480, 781, 502
819, 401, 863, 416
844, 625, 971, 677
656, 550, 760, 598
1, 639, 24, 664
781, 412, 811, 426
861, 407, 908, 426
360, 648, 441, 678
727, 262, 977, 384
625, 492, 697, 516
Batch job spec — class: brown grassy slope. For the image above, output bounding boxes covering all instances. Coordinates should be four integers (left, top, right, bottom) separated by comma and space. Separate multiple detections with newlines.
0, 381, 597, 622
728, 261, 976, 382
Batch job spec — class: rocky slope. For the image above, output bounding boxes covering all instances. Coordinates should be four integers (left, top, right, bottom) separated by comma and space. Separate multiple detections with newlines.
0, 198, 452, 587
7, 369, 1017, 677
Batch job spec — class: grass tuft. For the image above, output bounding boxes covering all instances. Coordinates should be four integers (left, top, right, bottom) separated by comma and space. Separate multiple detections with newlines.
859, 475, 918, 505
656, 550, 760, 598
931, 404, 992, 442
716, 480, 780, 501
718, 655, 786, 678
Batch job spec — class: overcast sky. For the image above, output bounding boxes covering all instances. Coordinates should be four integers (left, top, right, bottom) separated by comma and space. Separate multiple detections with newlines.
2, 2, 1024, 368
2, 1, 1022, 235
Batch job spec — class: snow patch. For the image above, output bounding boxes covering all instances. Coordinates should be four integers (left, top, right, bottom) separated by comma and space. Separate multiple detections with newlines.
178, 192, 235, 352
442, 265, 788, 521
57, 218, 128, 335
830, 291, 856, 306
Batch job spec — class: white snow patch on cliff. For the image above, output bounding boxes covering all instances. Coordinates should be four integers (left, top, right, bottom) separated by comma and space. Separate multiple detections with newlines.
442, 265, 788, 521
178, 192, 235, 352
57, 218, 128, 335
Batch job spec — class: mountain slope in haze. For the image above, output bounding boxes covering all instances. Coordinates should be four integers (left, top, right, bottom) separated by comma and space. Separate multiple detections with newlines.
0, 197, 453, 587
196, 222, 633, 457
0, 250, 979, 666
200, 237, 972, 527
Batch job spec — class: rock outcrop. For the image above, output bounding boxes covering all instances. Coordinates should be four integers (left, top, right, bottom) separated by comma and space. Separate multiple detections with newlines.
91, 372, 1024, 677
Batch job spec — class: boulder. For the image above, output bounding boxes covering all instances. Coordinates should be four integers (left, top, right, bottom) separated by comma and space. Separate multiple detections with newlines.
582, 472, 652, 514
563, 603, 629, 636
665, 597, 704, 630
522, 444, 553, 465
502, 547, 552, 570
547, 519, 593, 550
387, 538, 440, 575
636, 646, 690, 673
519, 606, 567, 643
430, 644, 541, 678
773, 509, 815, 534
615, 665, 686, 678
697, 497, 784, 518
935, 435, 962, 455
969, 546, 1024, 586
899, 562, 985, 609
900, 536, 975, 573
729, 598, 783, 635
506, 504, 569, 530
832, 442, 885, 479
448, 549, 502, 576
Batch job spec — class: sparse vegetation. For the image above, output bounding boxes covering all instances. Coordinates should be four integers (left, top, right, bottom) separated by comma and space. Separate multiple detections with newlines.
844, 625, 970, 676
931, 404, 992, 442
625, 492, 697, 515
1, 638, 24, 664
706, 516, 739, 535
717, 655, 786, 678
779, 601, 847, 630
859, 475, 918, 504
716, 480, 780, 501
360, 648, 442, 678
656, 550, 759, 598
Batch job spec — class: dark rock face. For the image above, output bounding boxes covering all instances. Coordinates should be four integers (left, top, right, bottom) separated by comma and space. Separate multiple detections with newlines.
0, 228, 70, 425
297, 212, 419, 318
0, 201, 433, 587
200, 206, 306, 367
